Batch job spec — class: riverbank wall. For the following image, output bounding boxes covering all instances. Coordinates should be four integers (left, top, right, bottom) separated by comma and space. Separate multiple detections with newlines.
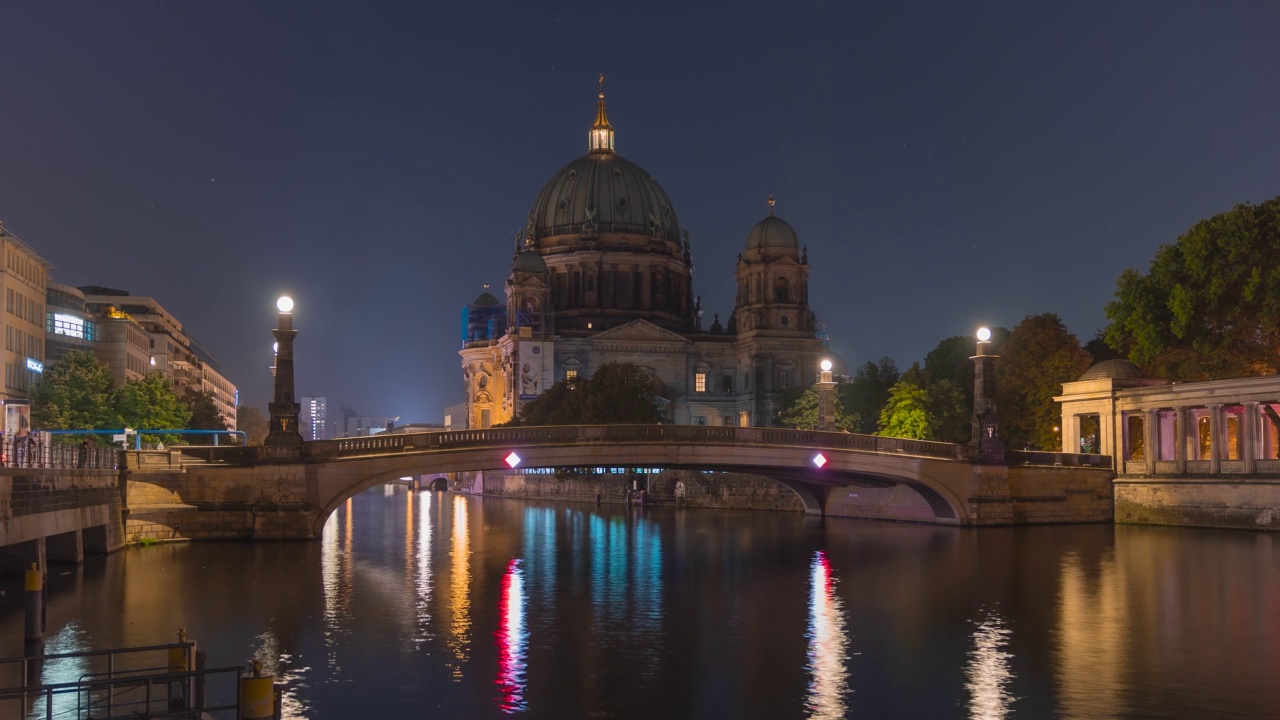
1114, 477, 1280, 531
0, 468, 125, 570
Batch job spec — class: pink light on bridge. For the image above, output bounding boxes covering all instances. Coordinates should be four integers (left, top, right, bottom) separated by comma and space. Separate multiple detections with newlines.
812, 453, 828, 468
505, 452, 522, 468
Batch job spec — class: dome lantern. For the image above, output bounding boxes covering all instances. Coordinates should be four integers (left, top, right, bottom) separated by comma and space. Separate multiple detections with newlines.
588, 74, 615, 154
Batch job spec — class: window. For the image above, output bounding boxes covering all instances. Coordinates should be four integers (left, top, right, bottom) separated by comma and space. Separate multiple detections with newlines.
724, 415, 733, 426
722, 374, 733, 394
566, 369, 578, 381
695, 371, 707, 393
780, 369, 791, 391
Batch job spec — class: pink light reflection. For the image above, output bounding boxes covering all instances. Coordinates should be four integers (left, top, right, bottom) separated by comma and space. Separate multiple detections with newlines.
495, 558, 528, 713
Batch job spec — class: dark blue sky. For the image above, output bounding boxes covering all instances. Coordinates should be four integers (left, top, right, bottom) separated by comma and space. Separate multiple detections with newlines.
2, 2, 1277, 422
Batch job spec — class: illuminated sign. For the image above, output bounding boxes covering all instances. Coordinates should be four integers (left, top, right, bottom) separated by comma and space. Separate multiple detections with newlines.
505, 452, 522, 468
25, 358, 43, 373
812, 453, 828, 468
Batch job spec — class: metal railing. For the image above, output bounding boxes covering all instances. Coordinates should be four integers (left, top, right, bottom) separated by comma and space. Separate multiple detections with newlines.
0, 641, 259, 719
0, 438, 118, 470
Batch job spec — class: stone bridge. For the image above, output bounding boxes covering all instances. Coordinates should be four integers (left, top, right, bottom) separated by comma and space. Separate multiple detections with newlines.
123, 425, 1114, 542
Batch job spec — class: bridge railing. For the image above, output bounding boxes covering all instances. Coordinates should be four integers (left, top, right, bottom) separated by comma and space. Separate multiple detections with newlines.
298, 425, 972, 463
1005, 450, 1111, 468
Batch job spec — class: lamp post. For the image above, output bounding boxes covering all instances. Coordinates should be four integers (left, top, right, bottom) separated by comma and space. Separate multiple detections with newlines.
817, 358, 837, 432
970, 327, 1004, 463
266, 296, 303, 453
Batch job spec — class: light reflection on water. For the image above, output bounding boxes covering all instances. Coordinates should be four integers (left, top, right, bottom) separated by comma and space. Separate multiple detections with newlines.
805, 550, 850, 719
965, 608, 1014, 719
5, 489, 1280, 718
494, 558, 527, 714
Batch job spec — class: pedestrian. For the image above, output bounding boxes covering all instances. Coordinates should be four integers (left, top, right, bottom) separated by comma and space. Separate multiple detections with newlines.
79, 437, 92, 468
15, 427, 29, 467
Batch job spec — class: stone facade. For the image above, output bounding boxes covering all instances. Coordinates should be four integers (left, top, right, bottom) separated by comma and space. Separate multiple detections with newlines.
1115, 478, 1280, 531
0, 467, 125, 568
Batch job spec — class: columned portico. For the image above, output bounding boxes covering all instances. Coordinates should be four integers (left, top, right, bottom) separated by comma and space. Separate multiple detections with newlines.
1057, 361, 1280, 477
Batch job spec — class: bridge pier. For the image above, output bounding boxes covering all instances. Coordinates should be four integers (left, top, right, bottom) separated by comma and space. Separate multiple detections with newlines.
47, 529, 84, 564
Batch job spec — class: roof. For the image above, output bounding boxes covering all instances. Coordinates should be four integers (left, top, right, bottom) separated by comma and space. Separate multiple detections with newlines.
746, 215, 799, 250
1079, 358, 1145, 381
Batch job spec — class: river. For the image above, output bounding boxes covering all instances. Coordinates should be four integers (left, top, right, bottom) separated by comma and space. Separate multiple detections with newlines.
2, 484, 1279, 719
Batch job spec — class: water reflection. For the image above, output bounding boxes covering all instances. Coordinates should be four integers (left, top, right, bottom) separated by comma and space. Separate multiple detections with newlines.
495, 558, 528, 714
320, 498, 355, 671
448, 494, 472, 676
414, 491, 434, 644
253, 629, 310, 719
29, 622, 89, 720
1055, 550, 1128, 717
805, 551, 849, 719
965, 609, 1014, 719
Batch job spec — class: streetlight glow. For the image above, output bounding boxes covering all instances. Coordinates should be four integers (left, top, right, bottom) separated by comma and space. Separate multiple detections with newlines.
977, 327, 992, 342
276, 295, 294, 313
272, 342, 279, 354
820, 359, 833, 372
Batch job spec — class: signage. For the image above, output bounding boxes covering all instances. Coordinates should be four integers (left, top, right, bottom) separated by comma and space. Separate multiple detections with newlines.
25, 358, 43, 373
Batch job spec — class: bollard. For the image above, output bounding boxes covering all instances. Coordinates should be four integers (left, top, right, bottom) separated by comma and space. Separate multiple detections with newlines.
240, 659, 276, 719
168, 628, 194, 711
24, 564, 42, 642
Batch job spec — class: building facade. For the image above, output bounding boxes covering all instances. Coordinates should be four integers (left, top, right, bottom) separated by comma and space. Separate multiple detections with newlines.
1, 222, 52, 402
81, 287, 237, 429
301, 396, 327, 441
45, 283, 97, 364
1056, 359, 1280, 474
459, 87, 826, 428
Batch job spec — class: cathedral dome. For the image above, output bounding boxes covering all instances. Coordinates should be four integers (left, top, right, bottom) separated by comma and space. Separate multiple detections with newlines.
527, 153, 681, 243
1079, 358, 1144, 381
746, 198, 798, 250
473, 290, 501, 306
512, 249, 547, 273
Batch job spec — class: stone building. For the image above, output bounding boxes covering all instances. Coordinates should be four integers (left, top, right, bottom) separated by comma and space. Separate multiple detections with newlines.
0, 221, 52, 402
459, 85, 827, 428
1055, 359, 1280, 474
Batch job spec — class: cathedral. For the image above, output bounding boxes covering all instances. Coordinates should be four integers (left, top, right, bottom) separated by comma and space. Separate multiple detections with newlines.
459, 82, 827, 429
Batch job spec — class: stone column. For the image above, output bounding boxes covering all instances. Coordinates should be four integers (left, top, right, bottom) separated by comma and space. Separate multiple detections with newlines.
1152, 407, 1162, 474
1244, 401, 1259, 475
1100, 411, 1116, 470
1208, 403, 1223, 474
816, 366, 837, 432
267, 300, 304, 454
1174, 407, 1189, 474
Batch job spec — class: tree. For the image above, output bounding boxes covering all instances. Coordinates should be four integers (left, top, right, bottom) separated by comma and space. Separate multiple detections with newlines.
778, 386, 859, 432
184, 389, 228, 432
877, 381, 934, 440
995, 313, 1091, 450
510, 362, 661, 425
841, 357, 898, 434
116, 372, 191, 445
31, 351, 120, 432
1104, 196, 1280, 380
236, 405, 269, 445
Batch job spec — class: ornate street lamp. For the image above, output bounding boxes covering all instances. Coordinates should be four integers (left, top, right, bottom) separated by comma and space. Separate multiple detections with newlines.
266, 295, 303, 453
970, 326, 1004, 462
817, 358, 837, 432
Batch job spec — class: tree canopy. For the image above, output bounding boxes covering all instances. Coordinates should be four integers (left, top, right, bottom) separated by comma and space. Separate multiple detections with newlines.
184, 389, 228, 431
116, 372, 191, 445
841, 357, 898, 434
995, 313, 1091, 450
508, 362, 662, 426
877, 381, 934, 440
236, 405, 269, 445
778, 386, 859, 432
1104, 196, 1280, 380
31, 351, 120, 431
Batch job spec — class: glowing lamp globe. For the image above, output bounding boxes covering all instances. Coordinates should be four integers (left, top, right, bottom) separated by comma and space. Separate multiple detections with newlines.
272, 342, 279, 354
276, 295, 294, 313
820, 359, 833, 372
976, 327, 992, 342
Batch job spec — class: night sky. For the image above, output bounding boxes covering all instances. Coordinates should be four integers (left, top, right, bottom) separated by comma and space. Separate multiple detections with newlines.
2, 2, 1277, 423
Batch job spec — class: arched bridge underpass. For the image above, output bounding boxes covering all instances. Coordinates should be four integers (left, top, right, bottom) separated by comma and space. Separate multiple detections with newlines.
137, 426, 1113, 541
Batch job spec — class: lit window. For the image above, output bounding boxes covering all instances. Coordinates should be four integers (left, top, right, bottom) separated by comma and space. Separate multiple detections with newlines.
566, 369, 578, 381
695, 372, 707, 393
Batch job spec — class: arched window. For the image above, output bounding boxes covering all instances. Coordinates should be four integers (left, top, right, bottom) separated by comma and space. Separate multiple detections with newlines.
774, 277, 790, 303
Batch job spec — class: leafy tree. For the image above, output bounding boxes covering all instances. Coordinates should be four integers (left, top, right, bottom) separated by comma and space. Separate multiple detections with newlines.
1105, 196, 1280, 380
995, 313, 1091, 450
877, 381, 934, 440
510, 362, 661, 425
1083, 330, 1122, 365
31, 351, 120, 432
184, 389, 228, 432
841, 357, 898, 434
116, 372, 191, 446
924, 378, 970, 444
778, 386, 859, 432
236, 405, 269, 445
